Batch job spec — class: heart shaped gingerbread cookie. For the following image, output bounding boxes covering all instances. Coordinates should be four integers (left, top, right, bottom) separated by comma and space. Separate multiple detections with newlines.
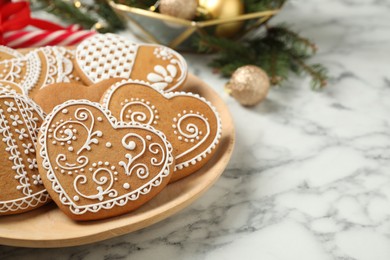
101, 80, 222, 182
75, 34, 187, 92
0, 91, 50, 215
37, 100, 174, 220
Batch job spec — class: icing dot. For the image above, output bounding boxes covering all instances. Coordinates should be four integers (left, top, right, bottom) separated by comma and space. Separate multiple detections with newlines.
97, 117, 103, 121
178, 136, 183, 140
60, 142, 65, 146
111, 166, 116, 170
61, 170, 65, 173
123, 183, 130, 189
146, 135, 151, 140
106, 142, 112, 148
68, 146, 74, 152
98, 161, 103, 166
67, 140, 71, 144
104, 161, 109, 166
68, 171, 72, 175
73, 195, 79, 201
89, 168, 93, 171
127, 141, 136, 150
114, 177, 118, 181
92, 163, 97, 167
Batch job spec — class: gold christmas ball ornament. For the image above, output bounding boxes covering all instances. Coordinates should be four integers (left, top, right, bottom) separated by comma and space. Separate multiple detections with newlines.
225, 65, 270, 107
198, 0, 245, 37
159, 0, 198, 20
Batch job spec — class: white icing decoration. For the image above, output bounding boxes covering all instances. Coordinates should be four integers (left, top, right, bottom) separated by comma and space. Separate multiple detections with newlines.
147, 64, 177, 90
0, 90, 49, 213
38, 99, 174, 215
106, 142, 112, 148
102, 79, 222, 172
119, 133, 153, 179
75, 34, 138, 83
120, 101, 157, 125
74, 168, 118, 201
173, 112, 210, 160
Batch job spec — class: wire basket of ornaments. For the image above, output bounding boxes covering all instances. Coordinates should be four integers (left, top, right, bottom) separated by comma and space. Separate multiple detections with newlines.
108, 0, 284, 50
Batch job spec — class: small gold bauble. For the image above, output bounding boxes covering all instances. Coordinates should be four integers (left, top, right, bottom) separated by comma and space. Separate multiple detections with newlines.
199, 0, 244, 37
159, 0, 198, 20
225, 65, 270, 106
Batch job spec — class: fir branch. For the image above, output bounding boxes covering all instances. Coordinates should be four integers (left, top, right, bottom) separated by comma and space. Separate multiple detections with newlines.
267, 25, 317, 56
94, 0, 125, 31
36, 0, 97, 29
244, 0, 286, 12
198, 24, 328, 89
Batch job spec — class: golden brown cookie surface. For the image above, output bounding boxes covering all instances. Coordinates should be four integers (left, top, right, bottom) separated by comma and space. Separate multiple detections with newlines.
32, 78, 124, 113
74, 34, 187, 92
0, 91, 50, 215
37, 100, 174, 220
101, 80, 222, 182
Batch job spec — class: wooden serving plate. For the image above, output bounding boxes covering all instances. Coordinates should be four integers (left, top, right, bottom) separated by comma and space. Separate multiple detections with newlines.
0, 74, 235, 248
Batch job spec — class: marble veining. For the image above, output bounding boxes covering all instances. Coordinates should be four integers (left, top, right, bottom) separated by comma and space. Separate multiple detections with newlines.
1, 0, 390, 259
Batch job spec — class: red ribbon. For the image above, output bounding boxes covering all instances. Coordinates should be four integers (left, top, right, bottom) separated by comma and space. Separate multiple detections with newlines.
0, 0, 76, 45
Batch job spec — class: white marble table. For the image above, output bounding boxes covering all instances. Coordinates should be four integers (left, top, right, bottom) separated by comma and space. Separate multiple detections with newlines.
1, 0, 390, 259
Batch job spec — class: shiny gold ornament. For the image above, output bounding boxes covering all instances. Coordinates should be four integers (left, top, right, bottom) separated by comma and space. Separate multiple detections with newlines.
225, 65, 270, 106
198, 0, 244, 37
159, 0, 198, 20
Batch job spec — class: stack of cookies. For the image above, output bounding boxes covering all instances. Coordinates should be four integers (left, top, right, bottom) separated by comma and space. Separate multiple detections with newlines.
0, 34, 222, 221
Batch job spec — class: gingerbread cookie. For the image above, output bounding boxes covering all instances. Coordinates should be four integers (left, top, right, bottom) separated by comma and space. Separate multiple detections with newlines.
0, 91, 50, 215
0, 46, 85, 98
75, 34, 187, 92
37, 100, 174, 220
0, 80, 24, 95
0, 45, 23, 61
101, 80, 222, 182
32, 78, 124, 113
